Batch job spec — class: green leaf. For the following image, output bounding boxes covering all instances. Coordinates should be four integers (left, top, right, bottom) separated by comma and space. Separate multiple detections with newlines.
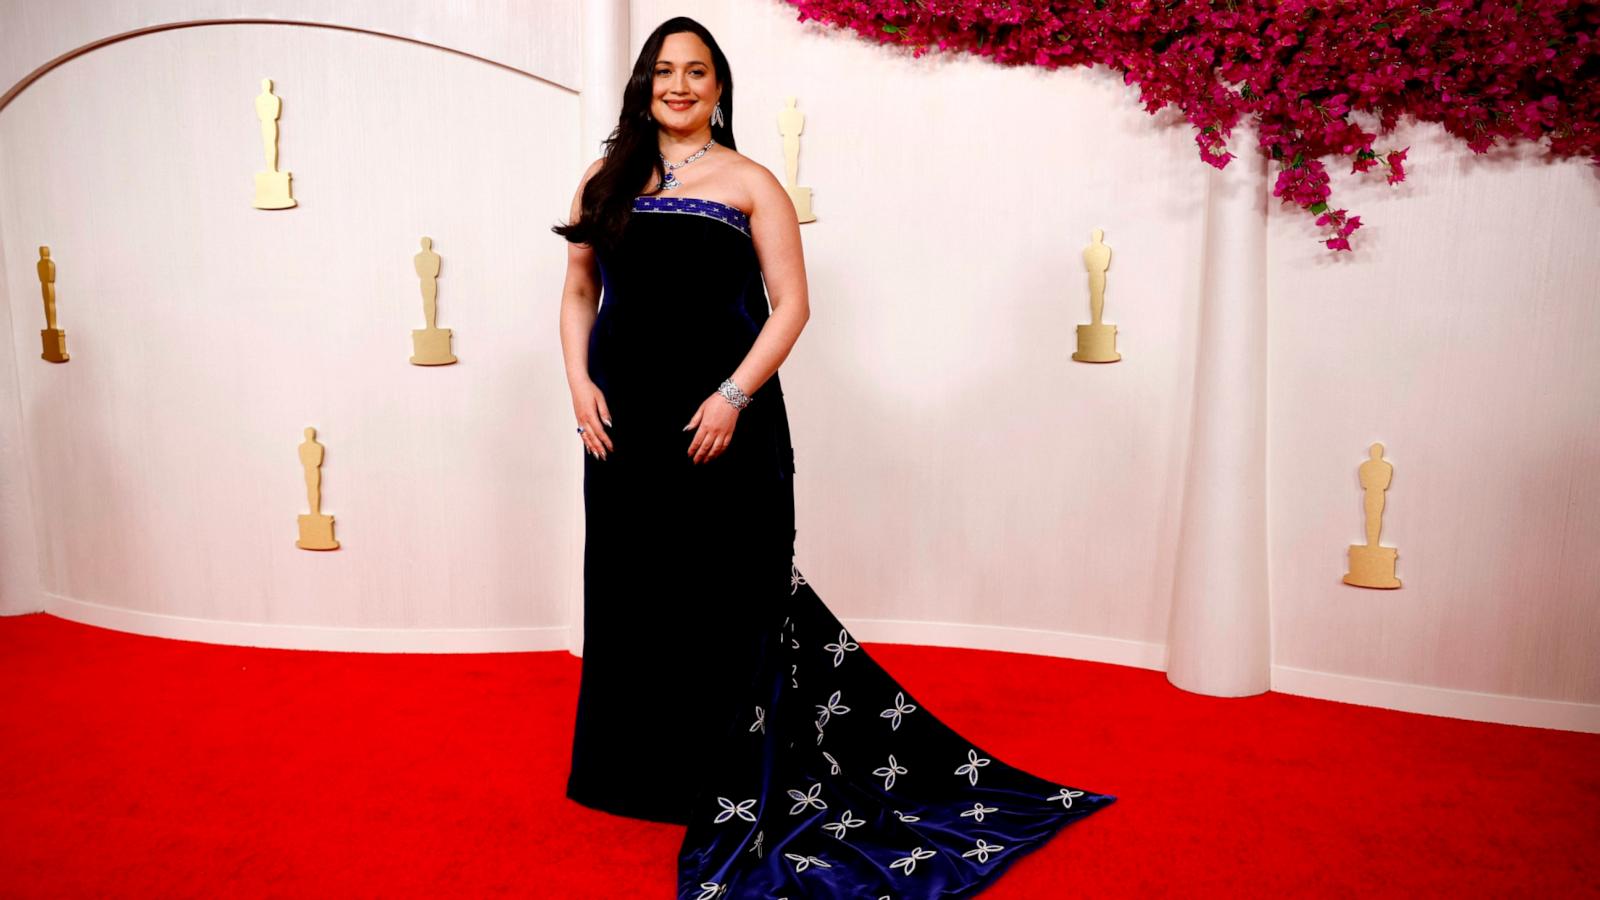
882, 24, 900, 34
1309, 201, 1329, 214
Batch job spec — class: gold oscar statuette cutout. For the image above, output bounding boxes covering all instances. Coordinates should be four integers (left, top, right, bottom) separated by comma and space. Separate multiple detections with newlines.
1343, 442, 1400, 589
778, 97, 816, 224
253, 78, 297, 209
1072, 228, 1121, 363
37, 246, 69, 363
410, 237, 456, 365
296, 427, 339, 550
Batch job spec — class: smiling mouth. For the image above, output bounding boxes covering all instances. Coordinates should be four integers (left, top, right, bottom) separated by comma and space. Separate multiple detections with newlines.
664, 99, 695, 110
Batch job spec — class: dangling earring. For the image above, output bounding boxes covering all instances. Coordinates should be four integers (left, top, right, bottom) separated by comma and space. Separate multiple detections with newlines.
711, 101, 726, 128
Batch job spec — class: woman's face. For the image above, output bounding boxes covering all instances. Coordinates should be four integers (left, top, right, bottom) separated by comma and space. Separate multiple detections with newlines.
651, 31, 720, 134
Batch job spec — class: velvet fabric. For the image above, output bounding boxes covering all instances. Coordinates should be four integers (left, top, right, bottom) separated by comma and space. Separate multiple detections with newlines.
566, 196, 1114, 897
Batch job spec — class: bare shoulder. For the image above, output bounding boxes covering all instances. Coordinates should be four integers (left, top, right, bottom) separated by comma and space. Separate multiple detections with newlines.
568, 157, 606, 217
724, 152, 788, 215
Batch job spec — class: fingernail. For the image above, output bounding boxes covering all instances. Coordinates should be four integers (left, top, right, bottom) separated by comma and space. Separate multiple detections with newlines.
603, 417, 613, 427
682, 424, 692, 431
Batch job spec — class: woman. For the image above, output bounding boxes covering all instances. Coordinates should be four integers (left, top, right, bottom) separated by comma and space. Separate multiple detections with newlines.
555, 17, 1114, 898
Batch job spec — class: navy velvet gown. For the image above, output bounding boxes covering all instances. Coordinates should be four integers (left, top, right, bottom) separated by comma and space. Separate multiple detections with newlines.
566, 194, 1115, 898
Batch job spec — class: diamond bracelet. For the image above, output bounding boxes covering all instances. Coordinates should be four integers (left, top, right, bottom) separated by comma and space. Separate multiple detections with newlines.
718, 378, 752, 410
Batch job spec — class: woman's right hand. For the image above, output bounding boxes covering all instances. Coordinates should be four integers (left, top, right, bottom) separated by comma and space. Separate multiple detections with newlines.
573, 380, 615, 460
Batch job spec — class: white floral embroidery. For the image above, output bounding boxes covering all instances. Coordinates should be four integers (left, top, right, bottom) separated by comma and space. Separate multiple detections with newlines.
787, 781, 828, 815
785, 852, 831, 873
880, 691, 918, 731
955, 749, 991, 786
815, 690, 851, 727
824, 629, 860, 667
694, 882, 723, 900
1047, 787, 1085, 809
791, 637, 800, 649
821, 809, 866, 839
962, 838, 1005, 864
750, 705, 766, 734
790, 561, 808, 595
815, 717, 827, 746
874, 754, 908, 790
823, 751, 841, 775
959, 802, 999, 823
750, 830, 764, 858
889, 847, 936, 875
791, 663, 799, 689
892, 809, 921, 823
714, 796, 758, 824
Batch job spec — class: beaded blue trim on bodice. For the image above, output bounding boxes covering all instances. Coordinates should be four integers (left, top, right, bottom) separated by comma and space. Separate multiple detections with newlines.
632, 195, 751, 237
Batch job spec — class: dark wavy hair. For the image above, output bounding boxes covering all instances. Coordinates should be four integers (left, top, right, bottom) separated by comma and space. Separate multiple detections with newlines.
552, 17, 736, 254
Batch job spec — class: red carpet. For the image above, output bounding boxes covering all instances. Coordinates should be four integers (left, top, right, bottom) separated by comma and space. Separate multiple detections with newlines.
0, 612, 1595, 897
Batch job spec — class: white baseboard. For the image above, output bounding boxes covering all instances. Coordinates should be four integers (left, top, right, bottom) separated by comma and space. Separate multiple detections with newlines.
26, 596, 1600, 733
842, 618, 1600, 734
1270, 665, 1600, 734
44, 593, 571, 654
840, 617, 1169, 671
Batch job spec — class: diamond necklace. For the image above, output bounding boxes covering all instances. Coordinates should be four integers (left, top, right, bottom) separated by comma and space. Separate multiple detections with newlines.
658, 138, 715, 190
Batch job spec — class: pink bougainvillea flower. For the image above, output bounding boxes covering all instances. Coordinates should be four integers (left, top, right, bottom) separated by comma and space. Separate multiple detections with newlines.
1385, 148, 1409, 185
789, 0, 1600, 253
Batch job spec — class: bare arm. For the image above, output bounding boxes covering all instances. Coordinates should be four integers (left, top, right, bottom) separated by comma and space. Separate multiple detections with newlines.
730, 162, 811, 397
683, 161, 811, 464
558, 158, 604, 389
559, 158, 614, 457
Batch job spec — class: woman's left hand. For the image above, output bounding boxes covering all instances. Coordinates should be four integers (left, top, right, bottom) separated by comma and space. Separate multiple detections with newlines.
684, 393, 740, 464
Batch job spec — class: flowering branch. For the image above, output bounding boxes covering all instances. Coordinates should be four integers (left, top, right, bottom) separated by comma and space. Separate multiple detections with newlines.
788, 0, 1600, 252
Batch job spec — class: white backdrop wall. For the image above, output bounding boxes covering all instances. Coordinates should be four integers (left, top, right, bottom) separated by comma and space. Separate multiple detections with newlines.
0, 13, 584, 648
1, 0, 1596, 730
1265, 127, 1600, 707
